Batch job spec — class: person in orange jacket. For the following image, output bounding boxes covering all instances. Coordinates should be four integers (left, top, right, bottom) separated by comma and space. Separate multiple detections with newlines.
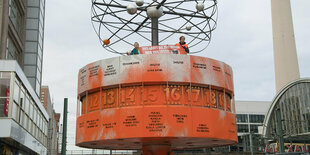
176, 36, 189, 54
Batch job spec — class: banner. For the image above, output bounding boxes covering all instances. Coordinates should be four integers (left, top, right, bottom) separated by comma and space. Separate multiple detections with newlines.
139, 45, 187, 55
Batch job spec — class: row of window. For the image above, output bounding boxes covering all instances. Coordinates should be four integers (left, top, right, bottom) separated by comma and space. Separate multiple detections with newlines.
236, 114, 265, 123
25, 0, 45, 96
237, 124, 260, 133
0, 72, 48, 146
6, 37, 23, 68
9, 0, 23, 36
13, 76, 47, 146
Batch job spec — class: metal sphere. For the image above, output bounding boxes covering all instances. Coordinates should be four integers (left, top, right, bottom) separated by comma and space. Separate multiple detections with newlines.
127, 4, 137, 15
196, 2, 204, 11
146, 6, 163, 18
92, 0, 218, 54
103, 39, 110, 45
136, 0, 144, 7
186, 26, 192, 31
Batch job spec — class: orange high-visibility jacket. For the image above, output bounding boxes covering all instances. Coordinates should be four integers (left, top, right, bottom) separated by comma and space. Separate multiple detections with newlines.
176, 42, 189, 54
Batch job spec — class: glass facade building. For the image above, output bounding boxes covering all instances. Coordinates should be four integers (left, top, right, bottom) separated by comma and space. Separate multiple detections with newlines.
232, 101, 271, 153
236, 114, 265, 134
1, 0, 45, 98
24, 0, 45, 96
263, 79, 310, 142
0, 0, 47, 153
235, 114, 266, 152
0, 61, 48, 154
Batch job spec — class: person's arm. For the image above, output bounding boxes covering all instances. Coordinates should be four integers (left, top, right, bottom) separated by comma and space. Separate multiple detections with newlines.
184, 46, 189, 53
181, 44, 189, 53
129, 49, 135, 55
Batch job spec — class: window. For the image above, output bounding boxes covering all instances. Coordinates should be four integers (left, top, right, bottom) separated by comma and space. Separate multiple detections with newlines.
20, 89, 25, 109
36, 126, 39, 139
33, 124, 36, 138
0, 73, 10, 117
29, 102, 34, 120
237, 124, 249, 133
0, 99, 9, 117
24, 53, 37, 66
44, 121, 48, 135
249, 114, 265, 123
0, 79, 10, 97
28, 0, 40, 7
19, 110, 24, 124
26, 18, 39, 29
33, 108, 37, 124
236, 114, 248, 123
250, 125, 259, 133
24, 97, 29, 114
9, 0, 23, 35
6, 37, 23, 65
27, 117, 31, 131
13, 81, 20, 104
23, 113, 28, 128
25, 42, 38, 53
39, 115, 42, 130
24, 65, 36, 77
12, 102, 19, 121
26, 30, 38, 41
41, 117, 43, 130
27, 7, 39, 18
31, 120, 35, 135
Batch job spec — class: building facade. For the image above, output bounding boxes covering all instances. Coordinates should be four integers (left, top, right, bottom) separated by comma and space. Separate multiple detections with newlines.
0, 0, 45, 98
40, 86, 61, 155
0, 0, 27, 69
24, 0, 45, 96
0, 61, 48, 154
0, 0, 48, 154
234, 100, 271, 153
263, 79, 310, 152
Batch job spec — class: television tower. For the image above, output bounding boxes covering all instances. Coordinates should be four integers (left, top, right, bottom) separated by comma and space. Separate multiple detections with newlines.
271, 0, 300, 93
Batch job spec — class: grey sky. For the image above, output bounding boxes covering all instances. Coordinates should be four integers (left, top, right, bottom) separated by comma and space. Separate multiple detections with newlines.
42, 0, 310, 151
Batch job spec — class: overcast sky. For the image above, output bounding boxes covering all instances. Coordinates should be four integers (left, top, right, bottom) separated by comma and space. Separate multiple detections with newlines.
42, 0, 310, 151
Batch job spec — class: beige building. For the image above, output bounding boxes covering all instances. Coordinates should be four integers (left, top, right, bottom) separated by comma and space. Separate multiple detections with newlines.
0, 0, 45, 97
0, 0, 26, 69
40, 86, 61, 155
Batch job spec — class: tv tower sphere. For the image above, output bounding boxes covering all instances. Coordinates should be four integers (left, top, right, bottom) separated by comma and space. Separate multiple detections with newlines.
91, 0, 218, 54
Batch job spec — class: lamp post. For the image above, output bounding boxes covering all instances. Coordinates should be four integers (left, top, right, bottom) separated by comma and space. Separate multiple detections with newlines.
276, 108, 284, 153
249, 131, 254, 155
